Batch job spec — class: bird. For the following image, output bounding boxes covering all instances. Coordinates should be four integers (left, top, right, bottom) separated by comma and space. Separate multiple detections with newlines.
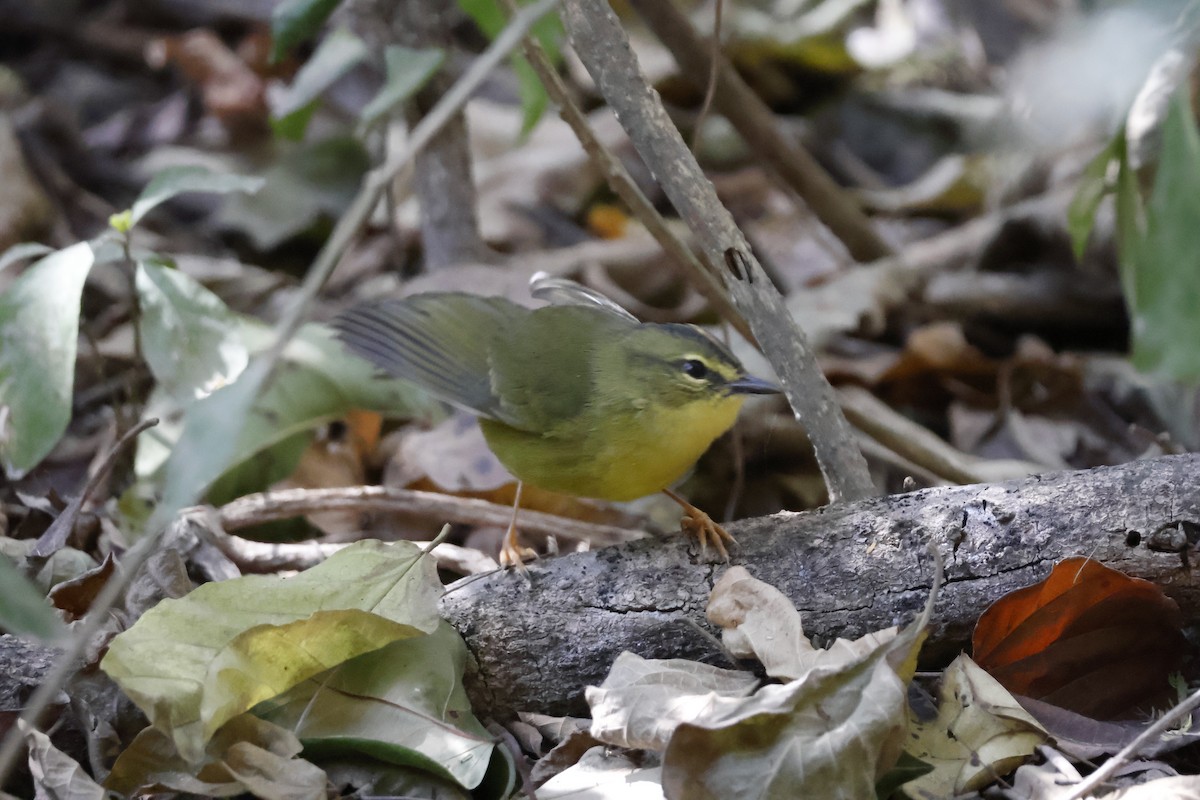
332, 276, 778, 566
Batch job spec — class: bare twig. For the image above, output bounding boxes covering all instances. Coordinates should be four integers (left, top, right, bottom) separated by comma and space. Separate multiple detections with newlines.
211, 485, 643, 548
560, 0, 874, 502
627, 0, 893, 263
199, 523, 500, 575
1062, 686, 1200, 800
689, 0, 724, 155
837, 387, 1044, 485
498, 0, 753, 343
31, 418, 159, 557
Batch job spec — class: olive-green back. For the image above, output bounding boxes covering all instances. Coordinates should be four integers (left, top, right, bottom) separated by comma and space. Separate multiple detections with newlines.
489, 304, 633, 431
333, 293, 633, 432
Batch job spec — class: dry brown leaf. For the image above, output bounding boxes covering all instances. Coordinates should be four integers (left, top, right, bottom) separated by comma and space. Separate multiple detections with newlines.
146, 29, 268, 136
974, 557, 1185, 719
48, 552, 116, 621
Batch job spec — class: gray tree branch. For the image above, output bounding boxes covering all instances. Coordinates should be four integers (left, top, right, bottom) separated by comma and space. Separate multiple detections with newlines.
441, 454, 1200, 716
560, 0, 874, 502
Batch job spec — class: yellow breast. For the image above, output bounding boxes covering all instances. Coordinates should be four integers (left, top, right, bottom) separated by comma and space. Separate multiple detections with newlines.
480, 394, 745, 502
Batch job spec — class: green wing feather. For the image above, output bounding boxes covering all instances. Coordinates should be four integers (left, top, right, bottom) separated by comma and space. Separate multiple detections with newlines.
333, 293, 527, 426
335, 294, 637, 433
487, 305, 633, 430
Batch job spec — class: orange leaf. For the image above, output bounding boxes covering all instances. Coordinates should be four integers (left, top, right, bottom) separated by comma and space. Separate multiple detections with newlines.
586, 204, 630, 240
973, 557, 1184, 719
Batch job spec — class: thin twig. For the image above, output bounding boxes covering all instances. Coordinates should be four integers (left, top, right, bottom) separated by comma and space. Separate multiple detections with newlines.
560, 0, 874, 502
1062, 687, 1200, 800
627, 0, 893, 263
201, 527, 499, 576
689, 0, 724, 154
31, 417, 159, 557
837, 387, 1044, 485
210, 485, 644, 548
498, 0, 753, 344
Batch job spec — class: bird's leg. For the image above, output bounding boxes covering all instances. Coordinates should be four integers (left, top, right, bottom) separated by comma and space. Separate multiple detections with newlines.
662, 488, 734, 561
500, 481, 538, 568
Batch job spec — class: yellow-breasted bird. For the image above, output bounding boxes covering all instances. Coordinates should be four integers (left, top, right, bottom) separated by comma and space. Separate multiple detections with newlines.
332, 279, 778, 565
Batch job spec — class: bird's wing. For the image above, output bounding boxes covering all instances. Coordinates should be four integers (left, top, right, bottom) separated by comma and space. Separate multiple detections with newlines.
487, 304, 634, 431
332, 293, 527, 426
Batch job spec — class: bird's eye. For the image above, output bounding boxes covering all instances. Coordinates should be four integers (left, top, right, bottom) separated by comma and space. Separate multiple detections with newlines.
682, 359, 708, 380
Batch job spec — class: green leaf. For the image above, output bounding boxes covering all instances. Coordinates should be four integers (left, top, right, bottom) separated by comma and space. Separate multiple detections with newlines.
101, 539, 443, 764
0, 554, 68, 643
108, 209, 133, 234
359, 45, 447, 131
136, 259, 250, 405
0, 242, 94, 477
257, 622, 511, 794
1122, 89, 1200, 379
273, 27, 370, 137
1067, 132, 1123, 261
128, 166, 265, 228
0, 242, 54, 275
271, 0, 343, 63
518, 6, 563, 136
514, 57, 548, 138
270, 100, 317, 142
456, 0, 504, 36
217, 136, 369, 250
144, 320, 439, 529
151, 357, 275, 528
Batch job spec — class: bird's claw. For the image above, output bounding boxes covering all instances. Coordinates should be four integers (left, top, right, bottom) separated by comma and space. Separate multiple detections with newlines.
499, 540, 538, 569
679, 505, 735, 562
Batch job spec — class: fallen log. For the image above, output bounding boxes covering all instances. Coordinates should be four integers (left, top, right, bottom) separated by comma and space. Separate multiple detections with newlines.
440, 454, 1200, 716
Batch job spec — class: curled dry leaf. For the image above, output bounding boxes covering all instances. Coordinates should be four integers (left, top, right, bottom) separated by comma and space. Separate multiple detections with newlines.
538, 746, 665, 800
105, 714, 326, 799
903, 654, 1047, 798
585, 652, 759, 751
660, 628, 916, 800
707, 565, 899, 681
973, 557, 1185, 719
631, 566, 933, 799
47, 552, 116, 622
19, 719, 106, 800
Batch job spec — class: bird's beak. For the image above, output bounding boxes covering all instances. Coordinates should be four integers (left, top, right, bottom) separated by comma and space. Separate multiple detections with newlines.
727, 375, 781, 395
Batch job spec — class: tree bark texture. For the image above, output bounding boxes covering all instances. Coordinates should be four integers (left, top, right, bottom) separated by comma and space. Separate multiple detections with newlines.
440, 454, 1200, 717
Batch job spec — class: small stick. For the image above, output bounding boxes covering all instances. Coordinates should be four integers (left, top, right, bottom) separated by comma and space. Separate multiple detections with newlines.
211, 485, 643, 548
1062, 687, 1200, 800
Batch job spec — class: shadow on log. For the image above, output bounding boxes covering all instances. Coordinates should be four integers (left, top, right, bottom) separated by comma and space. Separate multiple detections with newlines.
440, 454, 1200, 717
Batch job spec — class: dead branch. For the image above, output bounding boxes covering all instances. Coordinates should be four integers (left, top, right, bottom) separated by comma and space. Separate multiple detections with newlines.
440, 453, 1200, 716
560, 0, 874, 502
628, 0, 893, 262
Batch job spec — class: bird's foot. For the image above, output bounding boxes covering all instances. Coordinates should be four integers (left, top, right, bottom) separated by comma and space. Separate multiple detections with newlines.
499, 526, 538, 570
500, 481, 537, 571
665, 488, 735, 562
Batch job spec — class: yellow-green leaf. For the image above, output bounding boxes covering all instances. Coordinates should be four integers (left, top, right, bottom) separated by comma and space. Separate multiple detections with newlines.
102, 540, 441, 763
257, 622, 510, 793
